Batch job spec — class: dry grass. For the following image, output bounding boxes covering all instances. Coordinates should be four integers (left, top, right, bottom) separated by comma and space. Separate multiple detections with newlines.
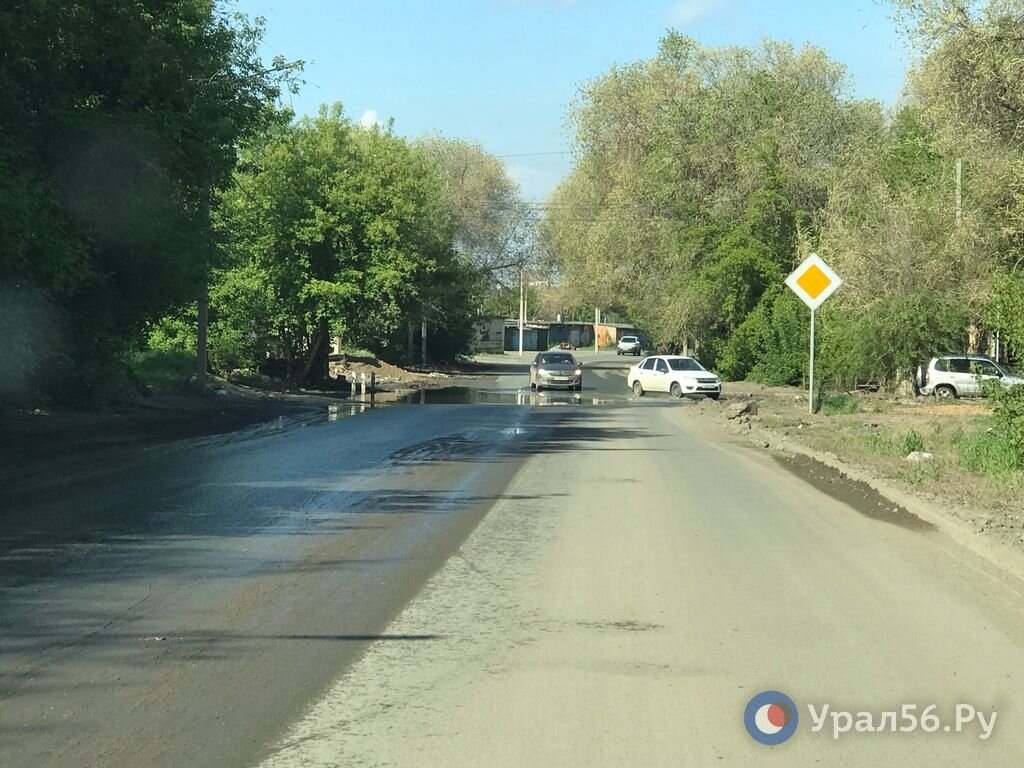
742, 383, 1024, 519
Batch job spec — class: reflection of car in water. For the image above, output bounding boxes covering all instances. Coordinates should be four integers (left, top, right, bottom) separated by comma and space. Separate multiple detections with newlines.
517, 389, 583, 405
627, 355, 721, 399
529, 351, 583, 392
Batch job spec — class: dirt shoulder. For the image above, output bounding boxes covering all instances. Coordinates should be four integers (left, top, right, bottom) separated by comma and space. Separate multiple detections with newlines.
678, 383, 1024, 578
328, 354, 498, 389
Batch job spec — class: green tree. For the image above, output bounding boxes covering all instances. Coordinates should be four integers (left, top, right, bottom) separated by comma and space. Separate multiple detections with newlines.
211, 106, 480, 382
0, 0, 296, 402
545, 33, 866, 363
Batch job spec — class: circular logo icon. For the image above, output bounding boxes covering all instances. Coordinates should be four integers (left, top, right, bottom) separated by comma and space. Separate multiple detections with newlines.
744, 690, 799, 745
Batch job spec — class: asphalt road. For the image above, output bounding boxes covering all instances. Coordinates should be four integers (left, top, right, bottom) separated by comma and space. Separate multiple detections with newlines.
4, 352, 1024, 766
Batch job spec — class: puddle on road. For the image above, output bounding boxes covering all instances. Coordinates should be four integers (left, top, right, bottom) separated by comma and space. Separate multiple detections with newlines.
403, 386, 614, 406
339, 386, 613, 408
774, 453, 936, 532
271, 386, 616, 436
402, 387, 522, 405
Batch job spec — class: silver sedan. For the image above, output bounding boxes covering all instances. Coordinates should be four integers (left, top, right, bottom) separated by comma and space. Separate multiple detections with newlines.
530, 352, 583, 392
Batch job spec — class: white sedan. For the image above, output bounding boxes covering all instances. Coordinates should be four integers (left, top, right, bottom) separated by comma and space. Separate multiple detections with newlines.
627, 355, 722, 399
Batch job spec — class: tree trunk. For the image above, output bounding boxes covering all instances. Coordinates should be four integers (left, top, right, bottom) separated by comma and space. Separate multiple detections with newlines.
297, 321, 329, 387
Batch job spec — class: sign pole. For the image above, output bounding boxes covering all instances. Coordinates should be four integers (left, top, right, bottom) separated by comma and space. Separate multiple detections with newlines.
784, 252, 840, 415
809, 308, 815, 415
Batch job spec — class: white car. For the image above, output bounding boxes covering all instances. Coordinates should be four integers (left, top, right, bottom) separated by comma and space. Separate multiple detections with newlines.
617, 335, 643, 356
628, 355, 721, 399
918, 355, 1024, 398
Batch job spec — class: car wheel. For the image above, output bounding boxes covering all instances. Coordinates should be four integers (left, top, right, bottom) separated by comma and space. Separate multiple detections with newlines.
536, 384, 543, 393
707, 393, 720, 401
632, 380, 644, 397
670, 382, 683, 398
935, 384, 957, 399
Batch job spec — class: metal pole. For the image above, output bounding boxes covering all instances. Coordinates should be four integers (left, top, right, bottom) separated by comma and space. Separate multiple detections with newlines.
809, 308, 816, 415
594, 308, 600, 354
518, 267, 525, 357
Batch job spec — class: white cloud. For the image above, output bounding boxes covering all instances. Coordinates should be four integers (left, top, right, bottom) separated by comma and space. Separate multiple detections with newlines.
358, 109, 382, 129
666, 0, 722, 27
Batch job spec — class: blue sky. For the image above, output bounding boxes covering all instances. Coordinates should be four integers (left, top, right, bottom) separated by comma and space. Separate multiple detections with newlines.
234, 0, 911, 201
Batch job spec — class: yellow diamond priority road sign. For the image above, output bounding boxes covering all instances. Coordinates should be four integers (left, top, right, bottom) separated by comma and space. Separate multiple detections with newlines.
785, 253, 842, 311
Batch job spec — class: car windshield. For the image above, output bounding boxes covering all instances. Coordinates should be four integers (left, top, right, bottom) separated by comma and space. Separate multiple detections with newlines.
539, 354, 574, 365
667, 358, 705, 372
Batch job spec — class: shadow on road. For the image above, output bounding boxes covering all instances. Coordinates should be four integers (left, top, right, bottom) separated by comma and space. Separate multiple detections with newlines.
0, 404, 661, 722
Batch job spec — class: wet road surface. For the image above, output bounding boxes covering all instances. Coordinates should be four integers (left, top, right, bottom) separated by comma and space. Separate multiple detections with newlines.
4, 353, 1024, 766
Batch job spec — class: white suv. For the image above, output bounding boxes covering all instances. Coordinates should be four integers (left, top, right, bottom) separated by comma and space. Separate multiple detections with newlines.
918, 356, 1023, 398
617, 335, 642, 356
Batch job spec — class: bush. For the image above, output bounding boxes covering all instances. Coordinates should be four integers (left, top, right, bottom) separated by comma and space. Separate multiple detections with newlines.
129, 349, 195, 389
146, 307, 197, 353
991, 384, 1024, 458
819, 393, 859, 415
958, 431, 1023, 475
958, 383, 1024, 474
823, 294, 968, 390
719, 288, 807, 384
897, 430, 925, 455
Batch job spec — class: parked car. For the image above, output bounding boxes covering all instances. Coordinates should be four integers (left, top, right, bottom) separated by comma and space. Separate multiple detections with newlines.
917, 355, 1024, 398
530, 351, 583, 392
617, 335, 643, 356
627, 355, 721, 399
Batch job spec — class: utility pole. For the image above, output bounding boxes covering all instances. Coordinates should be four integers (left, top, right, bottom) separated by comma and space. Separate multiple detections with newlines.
421, 314, 427, 366
518, 266, 525, 357
594, 308, 600, 354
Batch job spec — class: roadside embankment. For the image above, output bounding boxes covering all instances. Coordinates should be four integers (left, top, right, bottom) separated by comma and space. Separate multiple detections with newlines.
677, 383, 1024, 579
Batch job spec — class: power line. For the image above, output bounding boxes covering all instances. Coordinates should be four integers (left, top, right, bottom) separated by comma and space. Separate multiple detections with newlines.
497, 151, 573, 158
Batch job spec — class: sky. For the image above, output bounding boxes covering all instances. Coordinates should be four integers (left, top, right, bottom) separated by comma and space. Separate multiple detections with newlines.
233, 0, 912, 202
